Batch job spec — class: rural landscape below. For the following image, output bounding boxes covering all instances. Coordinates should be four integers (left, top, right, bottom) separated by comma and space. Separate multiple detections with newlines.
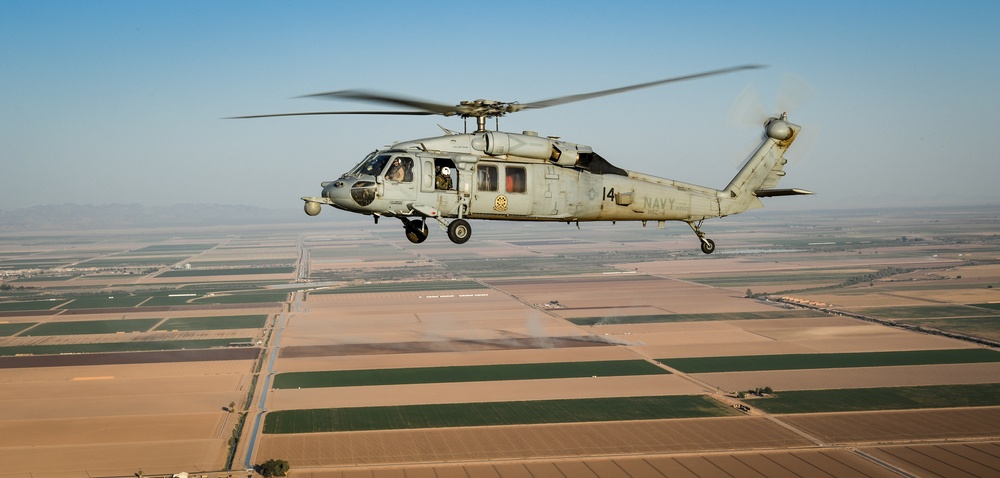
2, 206, 999, 477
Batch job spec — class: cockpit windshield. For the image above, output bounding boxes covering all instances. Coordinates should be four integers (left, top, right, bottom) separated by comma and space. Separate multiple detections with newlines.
345, 152, 392, 178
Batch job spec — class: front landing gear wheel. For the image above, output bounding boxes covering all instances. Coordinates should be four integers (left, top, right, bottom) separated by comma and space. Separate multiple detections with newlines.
447, 219, 471, 244
405, 223, 429, 244
700, 238, 716, 254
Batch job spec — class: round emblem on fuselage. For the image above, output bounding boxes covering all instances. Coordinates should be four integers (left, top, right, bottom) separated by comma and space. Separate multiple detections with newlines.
494, 195, 508, 212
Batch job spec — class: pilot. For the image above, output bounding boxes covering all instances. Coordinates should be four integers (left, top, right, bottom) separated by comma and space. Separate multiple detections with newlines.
387, 158, 405, 182
436, 166, 453, 190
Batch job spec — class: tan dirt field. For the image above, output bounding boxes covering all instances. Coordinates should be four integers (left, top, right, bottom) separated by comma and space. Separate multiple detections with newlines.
492, 276, 778, 316
257, 417, 813, 467
861, 442, 1000, 478
274, 345, 640, 373
587, 317, 969, 359
287, 448, 906, 478
0, 359, 253, 476
7, 439, 229, 478
269, 375, 704, 410
781, 407, 1000, 444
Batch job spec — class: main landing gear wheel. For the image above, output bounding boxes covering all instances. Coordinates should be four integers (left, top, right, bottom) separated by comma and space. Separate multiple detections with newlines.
401, 218, 428, 244
405, 224, 429, 244
447, 219, 471, 244
700, 238, 716, 254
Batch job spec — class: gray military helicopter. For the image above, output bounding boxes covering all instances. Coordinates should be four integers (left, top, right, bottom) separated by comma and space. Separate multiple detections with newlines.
234, 65, 812, 254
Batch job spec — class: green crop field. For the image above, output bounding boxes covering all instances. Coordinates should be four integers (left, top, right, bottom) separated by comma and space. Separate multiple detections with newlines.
0, 300, 64, 312
134, 244, 218, 254
688, 271, 861, 287
0, 323, 35, 336
569, 310, 820, 326
158, 267, 295, 277
0, 337, 255, 356
900, 317, 1000, 342
81, 256, 187, 268
750, 383, 1000, 414
60, 295, 150, 309
854, 305, 996, 319
312, 280, 486, 295
263, 395, 736, 434
157, 314, 268, 331
191, 291, 289, 304
659, 348, 1000, 373
25, 318, 162, 336
273, 360, 669, 389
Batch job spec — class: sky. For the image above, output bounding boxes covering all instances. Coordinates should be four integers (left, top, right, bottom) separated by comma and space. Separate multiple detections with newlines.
2, 1, 998, 214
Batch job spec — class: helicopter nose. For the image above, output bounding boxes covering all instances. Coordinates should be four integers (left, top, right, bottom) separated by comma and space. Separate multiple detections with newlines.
321, 180, 344, 200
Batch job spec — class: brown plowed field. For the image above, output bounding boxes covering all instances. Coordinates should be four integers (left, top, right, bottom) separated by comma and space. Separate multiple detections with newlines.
287, 448, 904, 478
257, 417, 813, 467
7, 439, 229, 478
781, 407, 1000, 444
861, 442, 1000, 478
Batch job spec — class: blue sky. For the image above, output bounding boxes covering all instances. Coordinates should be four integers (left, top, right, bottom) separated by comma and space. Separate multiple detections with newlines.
2, 1, 998, 213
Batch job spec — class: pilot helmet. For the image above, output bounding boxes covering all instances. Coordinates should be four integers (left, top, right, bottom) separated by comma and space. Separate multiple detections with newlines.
441, 166, 450, 175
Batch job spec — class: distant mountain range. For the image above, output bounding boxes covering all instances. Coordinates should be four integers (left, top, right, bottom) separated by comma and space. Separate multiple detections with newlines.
0, 203, 304, 231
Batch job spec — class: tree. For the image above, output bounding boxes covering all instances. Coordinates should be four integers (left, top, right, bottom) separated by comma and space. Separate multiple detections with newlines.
255, 459, 290, 477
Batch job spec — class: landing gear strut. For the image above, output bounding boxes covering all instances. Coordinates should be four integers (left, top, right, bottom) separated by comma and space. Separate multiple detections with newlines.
400, 217, 428, 244
687, 220, 716, 254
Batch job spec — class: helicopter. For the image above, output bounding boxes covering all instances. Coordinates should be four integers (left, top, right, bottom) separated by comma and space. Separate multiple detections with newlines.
233, 65, 812, 254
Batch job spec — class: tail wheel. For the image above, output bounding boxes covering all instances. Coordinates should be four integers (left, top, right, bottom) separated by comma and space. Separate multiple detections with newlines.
447, 219, 471, 244
700, 238, 716, 254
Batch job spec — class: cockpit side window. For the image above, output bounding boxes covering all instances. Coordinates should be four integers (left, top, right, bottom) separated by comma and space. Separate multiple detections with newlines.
385, 156, 413, 183
357, 154, 392, 177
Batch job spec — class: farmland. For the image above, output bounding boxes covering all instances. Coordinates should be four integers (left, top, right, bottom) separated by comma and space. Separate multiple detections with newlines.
2, 207, 1000, 476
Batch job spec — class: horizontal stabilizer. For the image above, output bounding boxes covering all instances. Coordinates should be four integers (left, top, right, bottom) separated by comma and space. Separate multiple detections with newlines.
754, 188, 815, 197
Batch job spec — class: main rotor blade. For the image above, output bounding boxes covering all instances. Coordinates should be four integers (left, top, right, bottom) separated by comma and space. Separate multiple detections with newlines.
301, 90, 461, 115
521, 64, 765, 110
226, 111, 435, 119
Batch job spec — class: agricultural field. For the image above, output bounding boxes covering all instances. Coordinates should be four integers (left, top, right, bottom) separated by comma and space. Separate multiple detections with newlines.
272, 360, 668, 389
748, 383, 1000, 414
660, 348, 1000, 373
264, 395, 736, 433
2, 207, 1000, 476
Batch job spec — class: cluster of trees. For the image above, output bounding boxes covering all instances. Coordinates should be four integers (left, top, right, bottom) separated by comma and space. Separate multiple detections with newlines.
736, 386, 773, 399
840, 267, 914, 287
255, 459, 290, 477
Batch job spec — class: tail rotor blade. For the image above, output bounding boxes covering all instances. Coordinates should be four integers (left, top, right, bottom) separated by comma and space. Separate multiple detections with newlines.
776, 73, 814, 116
728, 84, 770, 128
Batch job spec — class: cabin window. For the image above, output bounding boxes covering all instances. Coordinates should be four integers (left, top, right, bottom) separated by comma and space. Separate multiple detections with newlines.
505, 167, 526, 193
477, 165, 498, 191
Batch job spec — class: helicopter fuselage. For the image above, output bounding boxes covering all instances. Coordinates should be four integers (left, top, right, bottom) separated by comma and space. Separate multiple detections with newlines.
303, 116, 809, 253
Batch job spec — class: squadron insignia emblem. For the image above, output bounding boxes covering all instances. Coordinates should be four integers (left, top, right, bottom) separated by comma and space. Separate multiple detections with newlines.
494, 195, 508, 212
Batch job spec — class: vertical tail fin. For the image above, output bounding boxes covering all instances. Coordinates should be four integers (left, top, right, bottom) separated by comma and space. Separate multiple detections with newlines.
720, 115, 811, 215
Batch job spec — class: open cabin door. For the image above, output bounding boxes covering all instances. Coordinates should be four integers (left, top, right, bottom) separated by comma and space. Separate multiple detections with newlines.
420, 157, 461, 216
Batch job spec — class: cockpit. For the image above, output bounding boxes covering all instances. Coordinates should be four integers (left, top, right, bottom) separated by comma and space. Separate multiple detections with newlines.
344, 152, 413, 182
